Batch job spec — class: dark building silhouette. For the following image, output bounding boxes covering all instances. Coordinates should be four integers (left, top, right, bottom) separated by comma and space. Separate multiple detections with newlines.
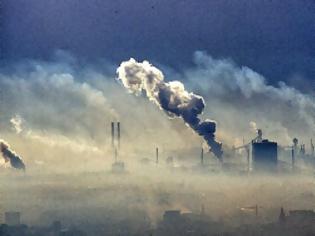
163, 210, 181, 222
4, 212, 20, 226
279, 207, 286, 223
252, 139, 278, 172
51, 220, 62, 234
157, 210, 222, 236
287, 210, 315, 224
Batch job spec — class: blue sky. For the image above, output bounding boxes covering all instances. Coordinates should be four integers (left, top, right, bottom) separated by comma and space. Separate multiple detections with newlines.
2, 0, 315, 90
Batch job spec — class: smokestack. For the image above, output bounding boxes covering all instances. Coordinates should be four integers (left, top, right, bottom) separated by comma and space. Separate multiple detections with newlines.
114, 148, 118, 162
311, 139, 314, 156
201, 148, 204, 166
111, 122, 115, 148
291, 148, 295, 170
257, 129, 263, 143
300, 144, 306, 156
246, 146, 250, 173
117, 122, 121, 149
156, 147, 159, 164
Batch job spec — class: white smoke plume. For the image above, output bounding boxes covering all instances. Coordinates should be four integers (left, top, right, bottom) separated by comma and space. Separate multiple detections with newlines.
249, 121, 258, 134
10, 114, 102, 154
117, 58, 223, 159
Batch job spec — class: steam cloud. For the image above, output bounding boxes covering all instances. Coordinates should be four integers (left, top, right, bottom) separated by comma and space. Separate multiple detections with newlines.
186, 51, 315, 145
10, 115, 23, 134
0, 140, 25, 170
116, 59, 223, 159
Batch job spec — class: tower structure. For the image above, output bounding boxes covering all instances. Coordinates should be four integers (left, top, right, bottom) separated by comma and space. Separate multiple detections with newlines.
311, 139, 314, 156
200, 148, 204, 166
110, 121, 125, 173
156, 147, 159, 164
279, 207, 286, 223
110, 121, 121, 160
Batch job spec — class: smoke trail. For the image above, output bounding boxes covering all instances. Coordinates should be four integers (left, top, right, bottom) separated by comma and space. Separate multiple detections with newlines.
0, 140, 25, 170
116, 59, 223, 159
10, 115, 23, 134
185, 51, 315, 145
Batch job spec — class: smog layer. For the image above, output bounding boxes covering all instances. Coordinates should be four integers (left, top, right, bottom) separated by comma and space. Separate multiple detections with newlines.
2, 170, 315, 227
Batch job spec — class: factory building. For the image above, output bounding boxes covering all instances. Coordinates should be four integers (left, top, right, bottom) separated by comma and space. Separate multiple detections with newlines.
252, 139, 278, 172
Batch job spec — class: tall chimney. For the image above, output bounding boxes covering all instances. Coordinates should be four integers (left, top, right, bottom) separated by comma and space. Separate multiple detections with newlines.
311, 139, 314, 156
291, 147, 295, 170
111, 122, 115, 148
246, 146, 250, 173
156, 147, 159, 164
201, 148, 204, 166
117, 122, 121, 149
114, 148, 118, 162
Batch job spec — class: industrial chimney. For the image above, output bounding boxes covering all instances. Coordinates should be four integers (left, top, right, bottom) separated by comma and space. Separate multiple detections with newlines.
257, 129, 263, 143
311, 139, 314, 157
156, 147, 159, 164
110, 121, 121, 161
111, 122, 115, 148
114, 148, 118, 162
117, 122, 121, 150
291, 147, 295, 170
246, 146, 250, 173
201, 148, 204, 166
110, 122, 126, 173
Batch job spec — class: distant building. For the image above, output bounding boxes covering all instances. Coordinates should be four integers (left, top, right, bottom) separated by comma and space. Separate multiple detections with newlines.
279, 207, 286, 223
51, 220, 62, 234
287, 210, 315, 224
252, 139, 278, 172
5, 212, 20, 226
163, 210, 181, 222
157, 210, 222, 236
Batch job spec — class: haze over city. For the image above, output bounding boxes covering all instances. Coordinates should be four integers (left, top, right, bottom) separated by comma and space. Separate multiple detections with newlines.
1, 1, 315, 235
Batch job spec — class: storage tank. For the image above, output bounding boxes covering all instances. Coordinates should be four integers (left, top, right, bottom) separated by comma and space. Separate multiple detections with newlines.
252, 139, 278, 172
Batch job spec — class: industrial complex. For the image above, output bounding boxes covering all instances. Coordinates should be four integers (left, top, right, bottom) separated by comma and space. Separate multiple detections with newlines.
105, 120, 315, 175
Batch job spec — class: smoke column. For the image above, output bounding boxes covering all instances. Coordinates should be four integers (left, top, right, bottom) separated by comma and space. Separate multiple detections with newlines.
116, 59, 223, 159
0, 140, 26, 170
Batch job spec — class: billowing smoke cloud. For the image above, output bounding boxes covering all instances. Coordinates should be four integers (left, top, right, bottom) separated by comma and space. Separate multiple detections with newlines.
0, 140, 25, 170
117, 59, 223, 159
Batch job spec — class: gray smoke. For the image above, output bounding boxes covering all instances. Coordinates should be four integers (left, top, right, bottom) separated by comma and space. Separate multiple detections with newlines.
116, 58, 223, 159
184, 51, 315, 146
0, 140, 25, 170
